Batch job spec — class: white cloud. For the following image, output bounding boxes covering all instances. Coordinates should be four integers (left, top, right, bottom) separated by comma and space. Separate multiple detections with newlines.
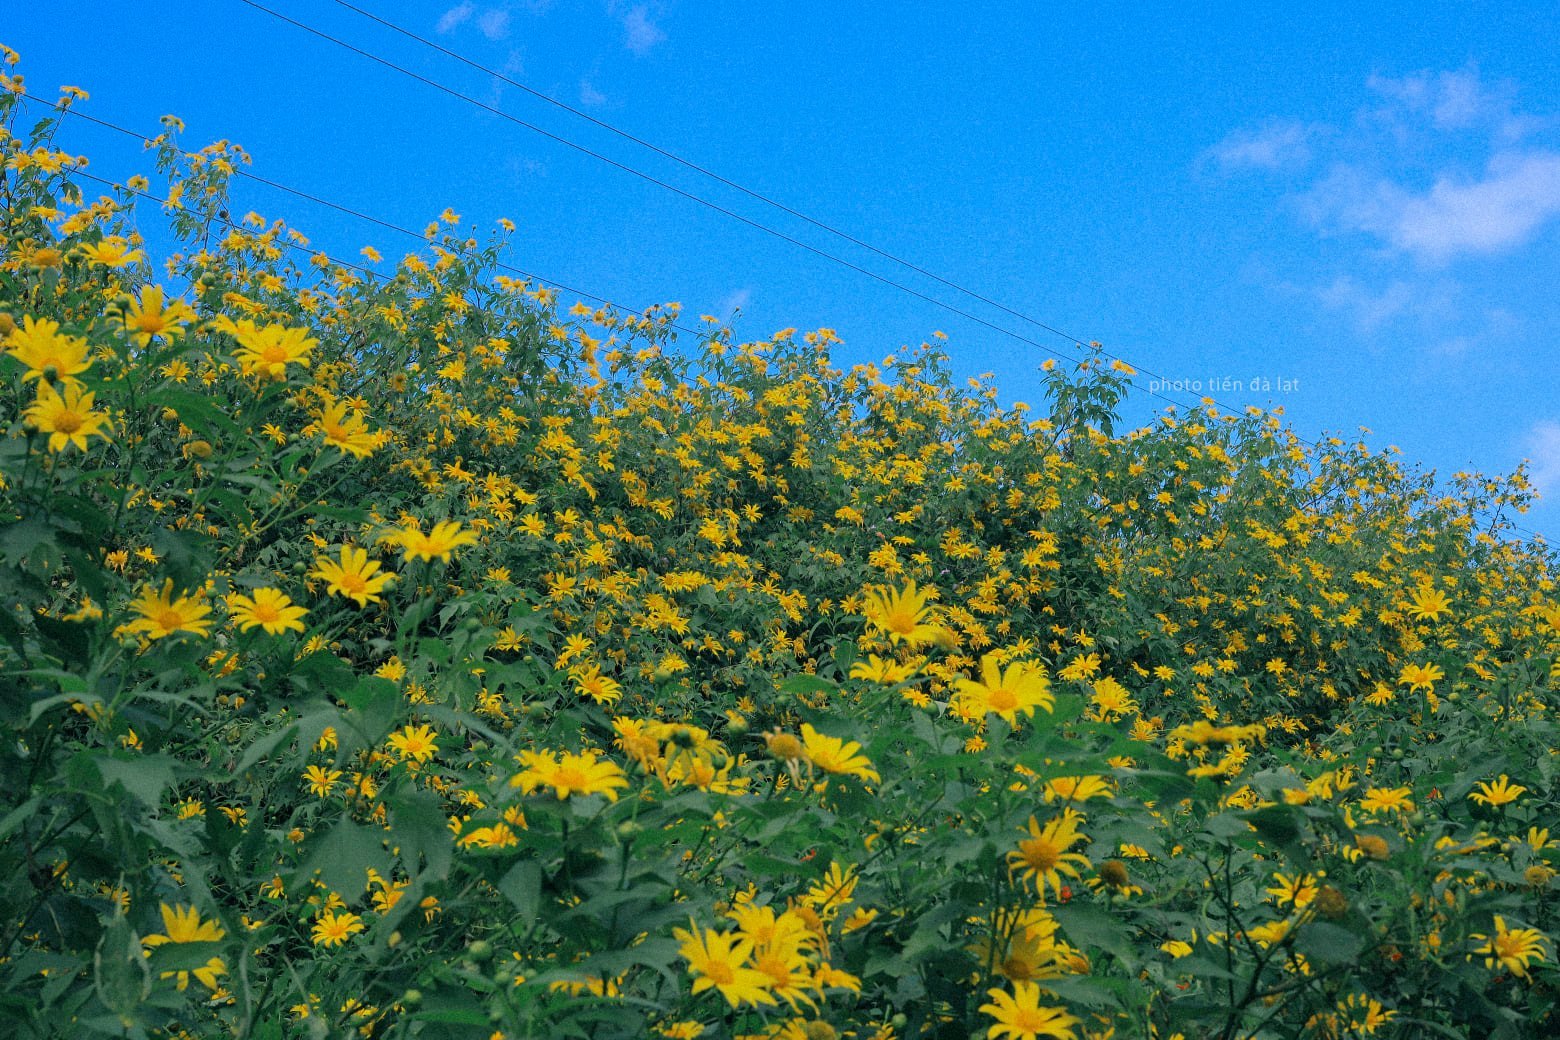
718, 288, 752, 317
1305, 150, 1560, 262
1391, 151, 1560, 259
1427, 306, 1522, 357
436, 2, 474, 33
477, 9, 511, 39
1209, 120, 1317, 172
505, 156, 547, 178
619, 4, 666, 55
579, 79, 607, 107
1522, 420, 1560, 498
1366, 66, 1543, 140
1314, 275, 1416, 333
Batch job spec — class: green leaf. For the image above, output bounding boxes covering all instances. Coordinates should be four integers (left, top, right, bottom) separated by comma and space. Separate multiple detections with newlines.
34, 615, 90, 665
0, 516, 54, 562
388, 788, 454, 880
497, 859, 541, 924
235, 723, 299, 775
1292, 921, 1365, 967
778, 674, 837, 698
292, 650, 357, 696
298, 819, 390, 899
93, 914, 150, 1020
145, 940, 225, 973
157, 388, 238, 439
340, 675, 399, 712
94, 753, 179, 806
1051, 902, 1137, 967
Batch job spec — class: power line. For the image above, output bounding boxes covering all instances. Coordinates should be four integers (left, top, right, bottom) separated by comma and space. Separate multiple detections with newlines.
27, 95, 1550, 547
327, 0, 1098, 350
230, 2, 1200, 393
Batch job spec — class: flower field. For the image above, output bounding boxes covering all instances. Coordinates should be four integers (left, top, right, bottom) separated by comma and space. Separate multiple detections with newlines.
4, 58, 1560, 1040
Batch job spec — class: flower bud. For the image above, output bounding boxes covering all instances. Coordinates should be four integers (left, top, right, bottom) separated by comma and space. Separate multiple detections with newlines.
1315, 885, 1348, 920
1098, 859, 1130, 890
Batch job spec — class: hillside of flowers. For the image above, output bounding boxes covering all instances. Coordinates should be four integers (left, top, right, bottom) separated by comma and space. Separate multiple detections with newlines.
4, 59, 1560, 1040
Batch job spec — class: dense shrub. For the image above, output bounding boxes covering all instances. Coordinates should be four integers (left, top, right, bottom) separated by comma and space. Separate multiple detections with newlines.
2, 58, 1558, 1039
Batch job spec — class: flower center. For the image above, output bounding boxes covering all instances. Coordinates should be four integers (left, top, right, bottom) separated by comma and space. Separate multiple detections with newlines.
1014, 1008, 1051, 1031
554, 767, 588, 792
1002, 956, 1036, 980
988, 687, 1018, 711
154, 608, 186, 632
1021, 838, 1060, 871
338, 573, 367, 594
53, 408, 84, 434
756, 954, 791, 986
703, 961, 735, 986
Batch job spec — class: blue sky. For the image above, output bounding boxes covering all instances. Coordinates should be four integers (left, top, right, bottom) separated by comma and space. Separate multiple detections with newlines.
7, 1, 1559, 538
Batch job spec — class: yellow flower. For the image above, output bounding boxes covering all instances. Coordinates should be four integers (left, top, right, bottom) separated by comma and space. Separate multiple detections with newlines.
800, 724, 880, 785
1056, 653, 1101, 682
387, 723, 439, 763
311, 393, 380, 458
860, 579, 943, 646
1336, 993, 1397, 1033
954, 653, 1054, 725
1266, 872, 1320, 909
1472, 916, 1548, 977
849, 653, 918, 683
228, 319, 317, 379
570, 664, 623, 706
119, 285, 196, 345
1358, 787, 1414, 814
23, 380, 112, 453
1088, 676, 1137, 721
302, 765, 340, 798
142, 903, 226, 991
378, 519, 478, 564
1007, 811, 1091, 903
227, 587, 308, 635
311, 909, 364, 948
673, 925, 777, 1008
511, 749, 629, 801
1469, 775, 1527, 808
458, 821, 521, 849
7, 315, 92, 385
311, 545, 395, 607
1407, 585, 1453, 622
803, 861, 859, 919
969, 907, 1076, 983
1397, 662, 1444, 693
120, 580, 212, 640
1363, 682, 1394, 707
77, 236, 144, 267
1042, 775, 1113, 805
978, 980, 1081, 1040
1353, 833, 1391, 861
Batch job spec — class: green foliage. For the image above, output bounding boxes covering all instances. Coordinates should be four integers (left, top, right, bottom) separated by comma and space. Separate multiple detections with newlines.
2, 60, 1559, 1040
